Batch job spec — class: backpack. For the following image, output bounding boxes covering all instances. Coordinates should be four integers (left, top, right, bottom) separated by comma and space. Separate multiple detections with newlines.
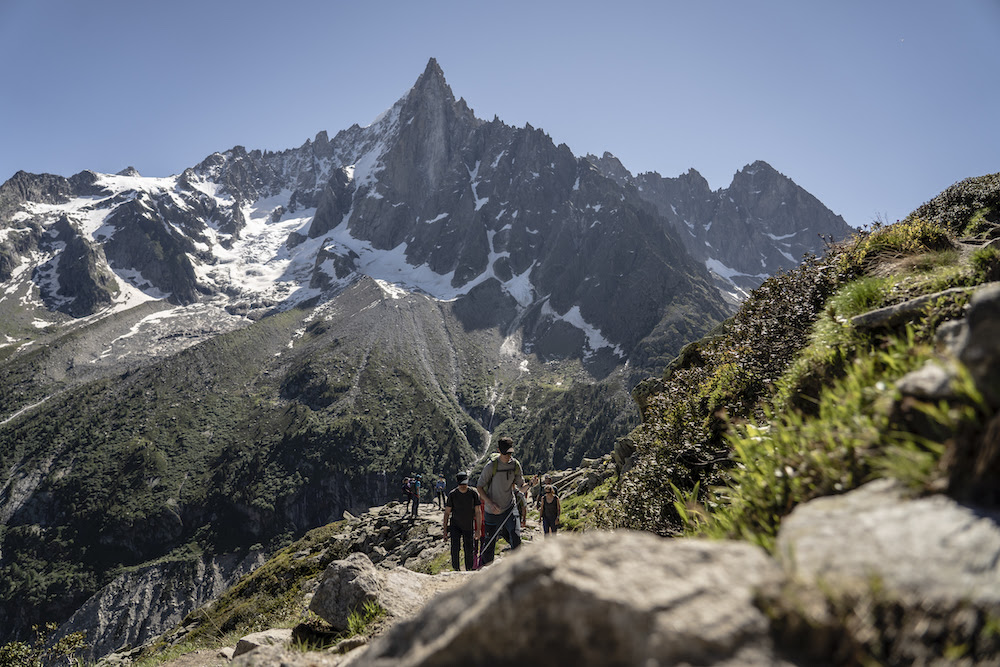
481, 452, 523, 488
402, 478, 412, 495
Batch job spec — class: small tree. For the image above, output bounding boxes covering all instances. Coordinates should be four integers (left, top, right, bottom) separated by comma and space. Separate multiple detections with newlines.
0, 624, 87, 667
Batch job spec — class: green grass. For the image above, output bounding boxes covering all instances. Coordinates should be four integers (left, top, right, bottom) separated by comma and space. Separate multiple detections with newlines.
559, 480, 613, 531
840, 217, 954, 274
829, 275, 893, 318
971, 245, 1000, 283
407, 549, 452, 575
674, 328, 984, 551
346, 600, 386, 637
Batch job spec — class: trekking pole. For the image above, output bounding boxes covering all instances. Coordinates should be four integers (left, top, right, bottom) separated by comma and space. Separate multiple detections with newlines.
479, 503, 517, 563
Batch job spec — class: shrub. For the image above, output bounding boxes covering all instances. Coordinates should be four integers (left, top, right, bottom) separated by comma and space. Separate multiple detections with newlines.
971, 245, 1000, 283
840, 218, 953, 274
909, 172, 1000, 235
0, 624, 87, 667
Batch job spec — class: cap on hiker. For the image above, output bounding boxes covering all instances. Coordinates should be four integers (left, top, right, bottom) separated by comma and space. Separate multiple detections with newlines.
457, 472, 469, 484
499, 441, 514, 454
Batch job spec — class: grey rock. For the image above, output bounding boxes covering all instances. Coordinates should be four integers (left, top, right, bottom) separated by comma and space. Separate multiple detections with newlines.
55, 550, 265, 662
334, 636, 368, 654
895, 359, 958, 401
309, 553, 384, 631
957, 281, 1000, 409
935, 317, 966, 353
309, 551, 472, 632
233, 628, 294, 658
777, 479, 1000, 606
775, 479, 1000, 663
355, 531, 790, 667
850, 286, 974, 331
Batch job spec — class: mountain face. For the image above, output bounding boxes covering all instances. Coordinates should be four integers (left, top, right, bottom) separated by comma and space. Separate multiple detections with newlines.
0, 58, 842, 652
588, 152, 854, 302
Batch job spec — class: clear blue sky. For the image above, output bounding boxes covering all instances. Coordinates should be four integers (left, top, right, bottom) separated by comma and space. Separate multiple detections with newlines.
1, 1, 997, 228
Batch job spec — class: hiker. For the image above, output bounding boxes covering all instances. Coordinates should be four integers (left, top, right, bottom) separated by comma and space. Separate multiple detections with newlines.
532, 473, 553, 508
476, 436, 529, 565
509, 487, 527, 543
442, 471, 482, 571
401, 476, 412, 513
540, 484, 561, 536
410, 474, 422, 518
434, 475, 447, 510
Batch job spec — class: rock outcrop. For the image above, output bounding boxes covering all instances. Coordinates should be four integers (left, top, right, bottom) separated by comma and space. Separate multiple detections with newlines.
772, 479, 1000, 664
308, 552, 471, 633
351, 532, 787, 666
58, 551, 265, 662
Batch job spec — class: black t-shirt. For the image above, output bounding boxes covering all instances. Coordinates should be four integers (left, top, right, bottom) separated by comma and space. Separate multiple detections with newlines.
446, 487, 481, 532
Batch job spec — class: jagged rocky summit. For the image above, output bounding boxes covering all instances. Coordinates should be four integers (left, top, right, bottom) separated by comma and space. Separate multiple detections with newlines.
0, 58, 741, 379
0, 58, 852, 383
589, 152, 854, 302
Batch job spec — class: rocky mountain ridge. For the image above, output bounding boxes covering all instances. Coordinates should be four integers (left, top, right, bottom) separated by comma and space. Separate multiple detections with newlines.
0, 59, 850, 388
588, 152, 854, 301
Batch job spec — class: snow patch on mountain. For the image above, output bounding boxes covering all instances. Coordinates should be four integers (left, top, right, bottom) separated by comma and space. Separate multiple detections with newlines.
540, 301, 623, 359
704, 258, 768, 281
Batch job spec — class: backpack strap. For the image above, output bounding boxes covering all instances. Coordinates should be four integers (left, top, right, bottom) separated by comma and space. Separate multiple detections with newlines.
483, 453, 522, 488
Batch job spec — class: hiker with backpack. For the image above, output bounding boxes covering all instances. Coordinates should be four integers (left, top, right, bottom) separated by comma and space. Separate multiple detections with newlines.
540, 484, 561, 536
476, 437, 529, 566
442, 471, 482, 571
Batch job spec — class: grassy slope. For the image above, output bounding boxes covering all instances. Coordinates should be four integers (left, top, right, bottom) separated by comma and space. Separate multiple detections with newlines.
608, 172, 1000, 545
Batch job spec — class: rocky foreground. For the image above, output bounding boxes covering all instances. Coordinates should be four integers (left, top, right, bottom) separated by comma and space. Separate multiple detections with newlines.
171, 481, 999, 667
129, 477, 1000, 667
124, 284, 1000, 667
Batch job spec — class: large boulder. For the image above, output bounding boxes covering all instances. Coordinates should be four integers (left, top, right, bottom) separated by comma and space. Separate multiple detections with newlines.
778, 479, 1000, 606
350, 531, 790, 666
309, 552, 472, 632
309, 553, 383, 632
774, 479, 1000, 663
957, 282, 1000, 410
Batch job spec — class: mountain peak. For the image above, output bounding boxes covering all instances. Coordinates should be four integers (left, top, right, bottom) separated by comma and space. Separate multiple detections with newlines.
421, 57, 443, 79
411, 57, 452, 101
735, 160, 779, 179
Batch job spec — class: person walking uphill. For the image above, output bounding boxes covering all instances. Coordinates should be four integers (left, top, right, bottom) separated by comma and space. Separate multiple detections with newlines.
409, 474, 422, 519
442, 472, 482, 571
434, 475, 446, 510
540, 484, 561, 536
476, 436, 529, 566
